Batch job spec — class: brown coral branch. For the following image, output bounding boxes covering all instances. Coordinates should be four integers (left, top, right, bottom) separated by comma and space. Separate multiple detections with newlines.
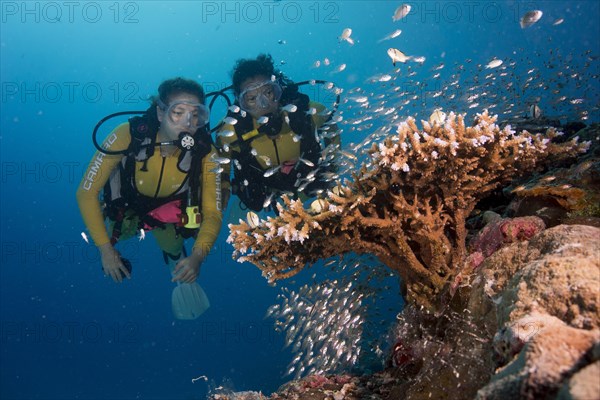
227, 110, 589, 311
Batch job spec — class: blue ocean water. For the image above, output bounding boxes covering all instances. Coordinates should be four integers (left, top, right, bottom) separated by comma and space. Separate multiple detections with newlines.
1, 1, 598, 399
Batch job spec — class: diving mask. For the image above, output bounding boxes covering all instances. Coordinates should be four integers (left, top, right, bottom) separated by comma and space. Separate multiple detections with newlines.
238, 80, 283, 113
159, 99, 210, 131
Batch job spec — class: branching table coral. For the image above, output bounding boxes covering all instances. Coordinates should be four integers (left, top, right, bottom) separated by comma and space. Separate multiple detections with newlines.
227, 111, 589, 309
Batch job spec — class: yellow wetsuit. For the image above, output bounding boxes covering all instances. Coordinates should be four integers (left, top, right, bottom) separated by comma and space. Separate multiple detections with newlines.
76, 122, 222, 256
217, 100, 339, 207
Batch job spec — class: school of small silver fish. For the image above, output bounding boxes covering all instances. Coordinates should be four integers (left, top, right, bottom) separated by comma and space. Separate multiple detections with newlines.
341, 46, 599, 165
265, 257, 401, 379
285, 12, 596, 182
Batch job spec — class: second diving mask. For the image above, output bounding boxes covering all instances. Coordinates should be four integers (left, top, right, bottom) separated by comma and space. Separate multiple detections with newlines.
238, 79, 283, 113
159, 99, 210, 131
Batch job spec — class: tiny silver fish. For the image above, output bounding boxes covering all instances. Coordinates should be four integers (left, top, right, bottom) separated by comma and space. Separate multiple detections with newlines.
377, 29, 402, 43
263, 192, 275, 208
263, 165, 281, 177
223, 116, 238, 125
298, 157, 315, 167
429, 108, 447, 125
218, 129, 235, 138
297, 181, 310, 192
305, 169, 317, 180
387, 48, 411, 66
282, 104, 298, 113
392, 4, 411, 21
211, 154, 231, 164
334, 64, 347, 73
330, 115, 343, 123
246, 211, 260, 228
529, 103, 542, 119
353, 96, 369, 103
258, 155, 272, 166
520, 10, 543, 29
338, 28, 354, 45
485, 59, 503, 69
339, 150, 357, 161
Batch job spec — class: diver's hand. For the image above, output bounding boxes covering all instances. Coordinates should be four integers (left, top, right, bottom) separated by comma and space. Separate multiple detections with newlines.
99, 243, 130, 283
172, 252, 203, 284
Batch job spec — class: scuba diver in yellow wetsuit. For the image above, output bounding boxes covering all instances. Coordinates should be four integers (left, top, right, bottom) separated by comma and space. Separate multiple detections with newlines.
216, 54, 341, 212
76, 78, 222, 319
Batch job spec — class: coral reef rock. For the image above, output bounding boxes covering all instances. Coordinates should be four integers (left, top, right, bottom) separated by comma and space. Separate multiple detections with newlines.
470, 224, 599, 399
506, 123, 600, 228
466, 215, 546, 270
370, 224, 599, 400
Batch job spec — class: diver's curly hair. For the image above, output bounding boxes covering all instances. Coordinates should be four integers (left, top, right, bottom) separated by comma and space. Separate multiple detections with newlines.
146, 78, 205, 122
231, 54, 283, 96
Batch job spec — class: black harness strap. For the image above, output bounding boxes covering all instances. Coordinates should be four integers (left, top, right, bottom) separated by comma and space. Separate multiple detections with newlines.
104, 111, 212, 243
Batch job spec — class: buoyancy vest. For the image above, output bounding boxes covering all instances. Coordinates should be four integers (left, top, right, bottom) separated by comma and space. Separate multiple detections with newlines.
103, 114, 212, 243
226, 86, 331, 211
